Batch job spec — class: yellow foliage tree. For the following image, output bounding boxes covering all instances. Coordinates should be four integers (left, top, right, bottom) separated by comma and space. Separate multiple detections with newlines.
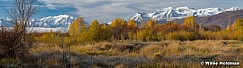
233, 29, 243, 40
157, 32, 165, 41
89, 20, 101, 41
37, 29, 55, 48
77, 30, 91, 44
100, 23, 112, 41
137, 30, 147, 41
226, 18, 231, 31
147, 19, 157, 28
127, 19, 137, 28
136, 30, 152, 41
110, 18, 127, 40
111, 18, 126, 27
165, 31, 196, 41
69, 17, 86, 37
128, 31, 135, 40
69, 17, 86, 43
182, 16, 196, 29
232, 18, 243, 31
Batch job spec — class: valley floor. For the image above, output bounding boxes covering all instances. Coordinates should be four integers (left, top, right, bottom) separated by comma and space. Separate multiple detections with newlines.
1, 40, 243, 68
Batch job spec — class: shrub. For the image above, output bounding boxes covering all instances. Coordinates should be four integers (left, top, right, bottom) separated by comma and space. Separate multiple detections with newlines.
0, 28, 27, 59
165, 31, 197, 41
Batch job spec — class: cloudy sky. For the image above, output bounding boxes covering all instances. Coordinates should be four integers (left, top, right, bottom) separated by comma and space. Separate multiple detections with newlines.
0, 0, 243, 23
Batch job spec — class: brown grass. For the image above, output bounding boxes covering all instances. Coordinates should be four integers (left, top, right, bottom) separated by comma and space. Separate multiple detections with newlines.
1, 40, 243, 67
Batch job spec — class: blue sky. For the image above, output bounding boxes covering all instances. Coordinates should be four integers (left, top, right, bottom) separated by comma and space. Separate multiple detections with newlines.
0, 0, 243, 23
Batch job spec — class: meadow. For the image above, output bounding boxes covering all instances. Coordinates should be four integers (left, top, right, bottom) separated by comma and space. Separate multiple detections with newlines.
1, 40, 243, 68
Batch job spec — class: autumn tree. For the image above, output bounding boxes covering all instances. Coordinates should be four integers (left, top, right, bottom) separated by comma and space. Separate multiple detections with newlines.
147, 19, 157, 28
69, 17, 86, 36
76, 30, 91, 44
182, 16, 197, 30
165, 31, 197, 41
232, 18, 243, 31
232, 29, 243, 40
111, 18, 126, 27
69, 17, 86, 43
156, 22, 181, 34
89, 20, 101, 42
155, 22, 181, 41
110, 18, 127, 40
127, 19, 137, 28
226, 18, 232, 31
37, 29, 55, 48
136, 30, 149, 41
127, 19, 138, 40
100, 23, 112, 41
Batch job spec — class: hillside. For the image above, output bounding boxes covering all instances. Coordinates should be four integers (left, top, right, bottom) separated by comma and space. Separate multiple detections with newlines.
174, 10, 243, 29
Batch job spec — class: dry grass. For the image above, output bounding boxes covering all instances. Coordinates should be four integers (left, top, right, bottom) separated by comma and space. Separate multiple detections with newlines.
1, 40, 243, 67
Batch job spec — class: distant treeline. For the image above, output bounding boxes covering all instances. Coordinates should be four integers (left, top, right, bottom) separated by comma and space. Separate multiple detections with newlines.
35, 16, 243, 44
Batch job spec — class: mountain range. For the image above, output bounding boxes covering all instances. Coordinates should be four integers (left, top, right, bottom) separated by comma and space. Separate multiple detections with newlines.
127, 7, 240, 22
174, 9, 243, 29
0, 7, 242, 31
0, 15, 76, 28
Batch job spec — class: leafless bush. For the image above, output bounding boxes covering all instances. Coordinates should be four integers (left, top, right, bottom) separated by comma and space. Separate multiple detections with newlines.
0, 0, 38, 59
0, 28, 26, 58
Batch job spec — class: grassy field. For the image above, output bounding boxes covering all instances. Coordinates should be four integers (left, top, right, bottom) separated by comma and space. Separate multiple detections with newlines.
1, 40, 243, 68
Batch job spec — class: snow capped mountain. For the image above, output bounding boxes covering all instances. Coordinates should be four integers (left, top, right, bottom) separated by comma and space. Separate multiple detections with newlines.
30, 14, 76, 28
128, 7, 241, 22
0, 14, 76, 28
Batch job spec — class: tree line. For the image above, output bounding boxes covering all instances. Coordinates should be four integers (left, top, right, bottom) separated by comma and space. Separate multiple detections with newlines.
35, 16, 243, 44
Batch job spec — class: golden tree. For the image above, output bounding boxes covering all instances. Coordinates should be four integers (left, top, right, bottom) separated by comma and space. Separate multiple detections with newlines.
182, 16, 196, 29
110, 18, 127, 40
232, 18, 243, 31
89, 20, 101, 41
69, 17, 86, 43
226, 18, 232, 31
127, 19, 137, 27
69, 17, 86, 36
136, 30, 152, 41
136, 30, 148, 41
100, 23, 112, 41
127, 19, 138, 41
111, 18, 126, 27
147, 19, 157, 28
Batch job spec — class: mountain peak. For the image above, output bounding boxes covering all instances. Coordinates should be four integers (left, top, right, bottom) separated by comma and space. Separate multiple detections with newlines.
0, 14, 77, 28
128, 7, 241, 22
225, 7, 240, 11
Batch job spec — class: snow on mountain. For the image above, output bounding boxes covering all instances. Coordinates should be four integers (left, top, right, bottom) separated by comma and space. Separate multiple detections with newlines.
128, 7, 241, 22
0, 14, 76, 28
30, 14, 76, 28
